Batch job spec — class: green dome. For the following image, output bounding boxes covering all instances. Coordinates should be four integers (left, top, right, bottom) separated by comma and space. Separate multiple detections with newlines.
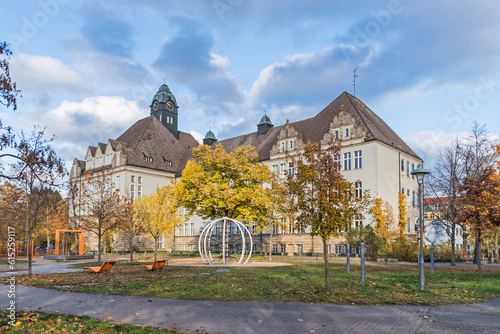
152, 84, 177, 104
258, 114, 273, 126
204, 129, 217, 141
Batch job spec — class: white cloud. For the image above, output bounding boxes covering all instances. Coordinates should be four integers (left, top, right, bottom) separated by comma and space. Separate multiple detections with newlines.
19, 96, 148, 161
189, 130, 204, 144
10, 54, 87, 93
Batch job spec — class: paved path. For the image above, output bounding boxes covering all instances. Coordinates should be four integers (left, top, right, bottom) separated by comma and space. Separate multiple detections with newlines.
1, 283, 499, 333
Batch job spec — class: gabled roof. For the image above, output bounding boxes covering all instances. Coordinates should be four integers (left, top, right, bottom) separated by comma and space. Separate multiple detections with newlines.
97, 142, 107, 154
115, 116, 198, 174
219, 91, 420, 161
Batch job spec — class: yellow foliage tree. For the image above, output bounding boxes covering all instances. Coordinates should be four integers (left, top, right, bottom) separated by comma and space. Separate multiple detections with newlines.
370, 197, 396, 264
175, 143, 271, 223
134, 185, 183, 261
398, 193, 408, 238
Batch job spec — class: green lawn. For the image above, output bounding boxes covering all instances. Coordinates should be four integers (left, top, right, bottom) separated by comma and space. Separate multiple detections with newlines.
0, 310, 177, 333
14, 261, 500, 306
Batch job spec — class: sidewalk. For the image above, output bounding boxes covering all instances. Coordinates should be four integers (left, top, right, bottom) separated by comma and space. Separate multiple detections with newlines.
1, 283, 499, 333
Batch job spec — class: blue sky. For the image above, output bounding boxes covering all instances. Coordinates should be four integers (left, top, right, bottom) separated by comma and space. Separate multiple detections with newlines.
1, 0, 499, 170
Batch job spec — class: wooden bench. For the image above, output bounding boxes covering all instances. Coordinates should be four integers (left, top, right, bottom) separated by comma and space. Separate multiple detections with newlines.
82, 260, 118, 273
143, 259, 168, 271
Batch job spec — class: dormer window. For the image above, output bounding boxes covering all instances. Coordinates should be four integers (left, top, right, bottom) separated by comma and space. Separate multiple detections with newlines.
280, 141, 285, 152
289, 139, 294, 150
163, 157, 172, 167
143, 153, 153, 163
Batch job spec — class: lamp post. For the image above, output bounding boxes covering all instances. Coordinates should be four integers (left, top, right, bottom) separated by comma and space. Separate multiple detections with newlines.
411, 163, 430, 291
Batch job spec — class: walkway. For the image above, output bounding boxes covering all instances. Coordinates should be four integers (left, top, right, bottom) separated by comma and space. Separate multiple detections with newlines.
1, 284, 499, 333
1, 258, 499, 333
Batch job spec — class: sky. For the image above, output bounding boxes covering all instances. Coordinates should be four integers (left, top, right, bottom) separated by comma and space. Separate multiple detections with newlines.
1, 0, 499, 174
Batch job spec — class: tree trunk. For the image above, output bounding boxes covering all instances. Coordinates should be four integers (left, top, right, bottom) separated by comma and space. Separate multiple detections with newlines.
154, 235, 158, 263
129, 236, 134, 264
473, 240, 480, 264
27, 229, 33, 275
384, 239, 388, 265
268, 225, 273, 262
450, 222, 456, 266
477, 229, 482, 283
97, 232, 102, 266
322, 238, 330, 291
493, 228, 499, 264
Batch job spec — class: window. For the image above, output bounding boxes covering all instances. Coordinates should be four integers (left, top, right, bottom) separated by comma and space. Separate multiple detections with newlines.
136, 236, 141, 243
138, 186, 142, 198
354, 150, 362, 169
191, 223, 194, 236
280, 163, 286, 175
145, 155, 153, 163
355, 182, 362, 198
411, 163, 415, 179
288, 166, 294, 177
280, 244, 286, 253
406, 160, 410, 177
412, 191, 416, 207
431, 213, 434, 219
344, 127, 350, 138
334, 245, 342, 254
131, 175, 135, 183
402, 187, 405, 194
163, 157, 172, 167
297, 244, 303, 254
424, 214, 428, 219
252, 244, 257, 253
272, 164, 278, 174
138, 176, 142, 184
272, 244, 278, 253
401, 158, 405, 172
333, 129, 339, 139
130, 185, 135, 200
116, 176, 120, 190
289, 139, 294, 149
354, 215, 363, 227
407, 218, 411, 232
344, 152, 351, 170
280, 141, 285, 152
157, 234, 164, 249
407, 189, 410, 197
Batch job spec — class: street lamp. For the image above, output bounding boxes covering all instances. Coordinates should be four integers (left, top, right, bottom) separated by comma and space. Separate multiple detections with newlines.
411, 163, 430, 291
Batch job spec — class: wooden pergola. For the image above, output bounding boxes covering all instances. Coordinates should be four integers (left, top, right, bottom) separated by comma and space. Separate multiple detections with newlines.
55, 229, 84, 255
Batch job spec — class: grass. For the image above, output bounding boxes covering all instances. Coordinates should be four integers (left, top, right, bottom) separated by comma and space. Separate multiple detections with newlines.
0, 310, 177, 333
13, 261, 500, 306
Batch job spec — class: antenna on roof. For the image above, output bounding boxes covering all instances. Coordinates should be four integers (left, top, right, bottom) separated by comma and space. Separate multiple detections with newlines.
353, 67, 359, 96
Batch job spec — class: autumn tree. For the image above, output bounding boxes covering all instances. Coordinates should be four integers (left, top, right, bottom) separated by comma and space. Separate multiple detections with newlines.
370, 198, 397, 265
8, 127, 66, 274
397, 193, 408, 238
175, 143, 271, 223
135, 185, 183, 262
0, 42, 20, 110
286, 139, 370, 291
265, 174, 292, 261
77, 168, 124, 265
458, 164, 500, 282
345, 225, 382, 258
118, 196, 144, 264
428, 139, 467, 266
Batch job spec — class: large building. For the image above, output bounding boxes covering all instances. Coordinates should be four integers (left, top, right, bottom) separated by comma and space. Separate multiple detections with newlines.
70, 84, 423, 255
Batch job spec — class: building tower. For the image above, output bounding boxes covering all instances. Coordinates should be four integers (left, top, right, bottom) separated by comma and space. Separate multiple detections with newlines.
150, 84, 179, 138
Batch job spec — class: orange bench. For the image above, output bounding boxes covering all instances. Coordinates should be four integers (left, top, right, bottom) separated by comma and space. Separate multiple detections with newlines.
82, 260, 118, 273
143, 259, 168, 271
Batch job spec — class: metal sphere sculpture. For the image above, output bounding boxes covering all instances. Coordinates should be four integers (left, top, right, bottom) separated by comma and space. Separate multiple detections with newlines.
198, 217, 253, 265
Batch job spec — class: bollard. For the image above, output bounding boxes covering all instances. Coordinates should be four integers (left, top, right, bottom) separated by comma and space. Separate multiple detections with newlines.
346, 244, 350, 274
431, 245, 435, 274
361, 243, 365, 282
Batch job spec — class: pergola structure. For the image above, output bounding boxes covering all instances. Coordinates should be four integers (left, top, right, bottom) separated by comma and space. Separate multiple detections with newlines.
55, 229, 84, 256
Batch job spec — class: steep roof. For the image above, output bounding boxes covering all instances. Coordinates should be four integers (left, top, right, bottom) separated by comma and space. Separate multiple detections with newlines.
115, 116, 198, 175
219, 91, 420, 161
